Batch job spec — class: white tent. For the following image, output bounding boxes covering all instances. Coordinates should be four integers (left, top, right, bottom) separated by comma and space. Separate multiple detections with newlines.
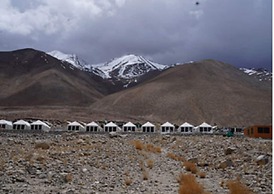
0, 120, 13, 129
141, 122, 155, 133
31, 120, 51, 132
179, 122, 194, 133
13, 120, 31, 130
67, 121, 85, 132
160, 122, 175, 133
104, 122, 119, 132
197, 122, 212, 133
123, 122, 137, 132
86, 121, 100, 132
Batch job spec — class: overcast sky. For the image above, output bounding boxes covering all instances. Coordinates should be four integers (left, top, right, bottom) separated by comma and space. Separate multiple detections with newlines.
0, 0, 272, 69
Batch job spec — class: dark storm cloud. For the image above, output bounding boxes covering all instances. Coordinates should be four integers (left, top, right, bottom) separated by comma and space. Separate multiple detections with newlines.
182, 0, 272, 69
0, 0, 272, 69
73, 1, 196, 62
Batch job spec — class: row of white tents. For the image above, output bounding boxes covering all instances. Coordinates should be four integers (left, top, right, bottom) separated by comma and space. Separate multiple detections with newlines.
0, 119, 51, 132
65, 121, 213, 133
0, 119, 213, 134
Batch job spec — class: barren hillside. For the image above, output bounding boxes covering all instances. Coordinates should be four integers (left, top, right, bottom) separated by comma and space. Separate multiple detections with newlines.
0, 49, 106, 106
90, 60, 272, 126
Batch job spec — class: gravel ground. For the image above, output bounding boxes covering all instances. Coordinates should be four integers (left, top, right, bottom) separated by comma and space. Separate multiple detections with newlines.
0, 131, 271, 194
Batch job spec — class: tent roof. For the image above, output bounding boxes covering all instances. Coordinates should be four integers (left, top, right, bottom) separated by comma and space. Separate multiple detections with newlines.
13, 120, 30, 126
86, 121, 99, 126
31, 120, 50, 128
68, 121, 84, 128
180, 122, 194, 127
198, 122, 212, 128
123, 122, 136, 127
0, 119, 12, 126
142, 122, 155, 127
161, 122, 175, 127
105, 122, 118, 127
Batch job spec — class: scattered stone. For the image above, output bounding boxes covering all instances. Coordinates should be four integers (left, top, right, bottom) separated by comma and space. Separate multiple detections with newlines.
64, 173, 73, 183
256, 155, 269, 165
224, 147, 236, 155
0, 132, 271, 194
109, 132, 118, 138
188, 157, 198, 164
15, 176, 26, 182
77, 139, 85, 144
219, 159, 234, 169
34, 141, 50, 149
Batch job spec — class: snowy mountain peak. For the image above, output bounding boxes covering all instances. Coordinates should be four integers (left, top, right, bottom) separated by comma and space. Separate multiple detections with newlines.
92, 54, 168, 79
47, 50, 90, 70
47, 51, 167, 87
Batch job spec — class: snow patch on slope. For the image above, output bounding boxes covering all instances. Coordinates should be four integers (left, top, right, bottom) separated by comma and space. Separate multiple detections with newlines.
240, 67, 272, 81
47, 50, 91, 71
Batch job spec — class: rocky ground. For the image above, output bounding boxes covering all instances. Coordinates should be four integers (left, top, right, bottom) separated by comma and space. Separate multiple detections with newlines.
0, 131, 271, 194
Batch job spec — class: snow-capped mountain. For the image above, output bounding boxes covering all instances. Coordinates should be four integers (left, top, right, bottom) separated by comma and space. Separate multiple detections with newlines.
47, 51, 168, 88
47, 50, 271, 84
239, 67, 272, 82
91, 54, 168, 79
47, 51, 167, 82
47, 50, 92, 71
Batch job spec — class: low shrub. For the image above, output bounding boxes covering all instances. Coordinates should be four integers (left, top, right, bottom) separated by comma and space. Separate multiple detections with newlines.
198, 171, 206, 178
183, 161, 197, 174
132, 140, 144, 150
154, 146, 162, 153
167, 152, 185, 162
167, 152, 178, 161
132, 140, 161, 153
146, 144, 161, 153
146, 159, 154, 169
124, 177, 133, 186
227, 179, 253, 194
177, 156, 186, 162
178, 173, 206, 194
64, 173, 73, 183
142, 170, 149, 180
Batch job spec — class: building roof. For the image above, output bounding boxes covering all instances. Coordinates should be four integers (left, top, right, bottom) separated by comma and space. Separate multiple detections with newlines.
86, 121, 99, 127
198, 122, 212, 128
13, 120, 30, 126
68, 121, 84, 128
123, 122, 136, 127
0, 119, 13, 126
105, 122, 118, 127
142, 122, 155, 127
31, 120, 50, 128
161, 122, 175, 127
180, 122, 194, 128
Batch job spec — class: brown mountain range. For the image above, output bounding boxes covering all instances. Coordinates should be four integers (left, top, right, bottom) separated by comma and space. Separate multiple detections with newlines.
0, 49, 272, 126
90, 60, 272, 126
0, 48, 107, 106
